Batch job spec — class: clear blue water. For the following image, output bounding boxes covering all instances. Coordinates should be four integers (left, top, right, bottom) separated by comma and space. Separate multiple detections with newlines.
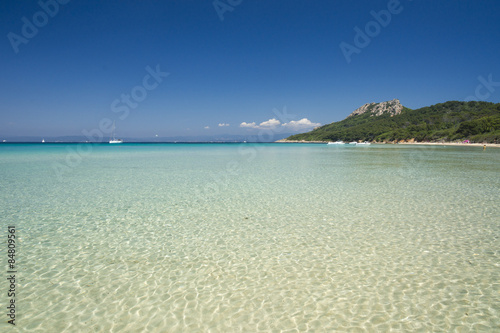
1, 143, 499, 331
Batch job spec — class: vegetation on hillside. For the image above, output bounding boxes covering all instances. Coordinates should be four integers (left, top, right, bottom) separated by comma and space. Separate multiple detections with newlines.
287, 101, 500, 143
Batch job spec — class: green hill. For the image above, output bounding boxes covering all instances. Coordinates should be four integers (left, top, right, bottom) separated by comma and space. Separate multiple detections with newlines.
286, 100, 500, 143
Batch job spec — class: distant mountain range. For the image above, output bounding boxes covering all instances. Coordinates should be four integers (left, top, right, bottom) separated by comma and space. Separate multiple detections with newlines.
284, 100, 500, 143
0, 133, 294, 143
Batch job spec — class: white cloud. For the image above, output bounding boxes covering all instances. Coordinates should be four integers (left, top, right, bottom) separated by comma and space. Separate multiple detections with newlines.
259, 118, 280, 128
240, 121, 259, 128
204, 126, 210, 129
241, 117, 320, 132
240, 118, 281, 129
282, 118, 321, 131
218, 123, 230, 127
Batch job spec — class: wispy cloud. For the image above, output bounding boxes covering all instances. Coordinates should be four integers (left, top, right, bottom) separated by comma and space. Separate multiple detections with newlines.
218, 123, 230, 127
204, 126, 210, 129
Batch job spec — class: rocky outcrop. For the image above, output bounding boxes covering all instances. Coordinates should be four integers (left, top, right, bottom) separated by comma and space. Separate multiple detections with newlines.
348, 99, 403, 118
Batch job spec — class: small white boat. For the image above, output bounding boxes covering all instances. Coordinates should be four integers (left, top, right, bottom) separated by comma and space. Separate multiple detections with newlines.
349, 141, 357, 145
327, 141, 345, 145
41, 139, 45, 143
109, 121, 123, 144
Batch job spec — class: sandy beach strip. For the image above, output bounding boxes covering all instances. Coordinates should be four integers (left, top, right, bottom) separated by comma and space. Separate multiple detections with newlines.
396, 142, 500, 148
275, 140, 327, 143
276, 139, 500, 148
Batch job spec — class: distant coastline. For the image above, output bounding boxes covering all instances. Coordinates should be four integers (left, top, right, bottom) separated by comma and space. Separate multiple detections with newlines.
2, 140, 498, 148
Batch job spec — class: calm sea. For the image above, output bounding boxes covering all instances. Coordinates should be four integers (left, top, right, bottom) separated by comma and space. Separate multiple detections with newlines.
1, 143, 499, 332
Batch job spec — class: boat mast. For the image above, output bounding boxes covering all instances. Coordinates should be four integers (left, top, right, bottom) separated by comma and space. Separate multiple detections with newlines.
111, 121, 116, 141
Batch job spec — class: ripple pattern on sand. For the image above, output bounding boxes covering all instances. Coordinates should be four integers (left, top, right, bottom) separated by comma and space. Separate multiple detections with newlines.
0, 144, 499, 332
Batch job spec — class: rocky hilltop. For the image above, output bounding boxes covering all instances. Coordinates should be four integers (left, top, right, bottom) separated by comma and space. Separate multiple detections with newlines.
348, 99, 403, 118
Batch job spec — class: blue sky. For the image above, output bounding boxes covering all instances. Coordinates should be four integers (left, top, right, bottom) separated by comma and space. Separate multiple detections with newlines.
1, 0, 499, 139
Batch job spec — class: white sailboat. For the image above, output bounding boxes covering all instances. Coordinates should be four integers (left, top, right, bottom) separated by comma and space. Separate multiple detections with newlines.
109, 121, 123, 144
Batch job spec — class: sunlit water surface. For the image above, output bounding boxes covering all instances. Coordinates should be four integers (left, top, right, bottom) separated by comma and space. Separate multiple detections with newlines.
0, 143, 499, 332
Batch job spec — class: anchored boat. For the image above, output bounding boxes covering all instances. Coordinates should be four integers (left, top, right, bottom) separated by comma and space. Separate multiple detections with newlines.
109, 121, 123, 144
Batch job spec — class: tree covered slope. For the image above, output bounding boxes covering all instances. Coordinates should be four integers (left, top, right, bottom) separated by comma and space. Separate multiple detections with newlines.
286, 101, 500, 143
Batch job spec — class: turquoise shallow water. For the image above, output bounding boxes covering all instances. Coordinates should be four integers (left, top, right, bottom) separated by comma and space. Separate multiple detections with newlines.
1, 143, 499, 332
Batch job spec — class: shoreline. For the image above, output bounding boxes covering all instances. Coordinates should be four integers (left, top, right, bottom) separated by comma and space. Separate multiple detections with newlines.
275, 140, 326, 144
396, 142, 500, 148
276, 140, 500, 148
